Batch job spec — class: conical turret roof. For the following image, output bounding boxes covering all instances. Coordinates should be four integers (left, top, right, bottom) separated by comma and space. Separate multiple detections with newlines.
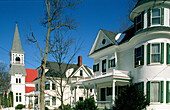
135, 0, 170, 8
10, 24, 24, 53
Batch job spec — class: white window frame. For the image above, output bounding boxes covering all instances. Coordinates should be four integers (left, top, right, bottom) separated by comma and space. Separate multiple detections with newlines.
150, 43, 161, 64
151, 8, 161, 26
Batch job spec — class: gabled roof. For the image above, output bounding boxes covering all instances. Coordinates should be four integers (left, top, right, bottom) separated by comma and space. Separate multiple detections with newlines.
44, 61, 93, 78
10, 24, 24, 53
89, 29, 118, 56
25, 69, 38, 83
100, 29, 118, 45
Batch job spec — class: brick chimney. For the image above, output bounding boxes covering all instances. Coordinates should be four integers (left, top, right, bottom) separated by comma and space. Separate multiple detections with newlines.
78, 56, 82, 66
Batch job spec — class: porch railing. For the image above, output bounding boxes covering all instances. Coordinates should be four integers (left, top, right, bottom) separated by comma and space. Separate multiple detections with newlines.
96, 101, 112, 109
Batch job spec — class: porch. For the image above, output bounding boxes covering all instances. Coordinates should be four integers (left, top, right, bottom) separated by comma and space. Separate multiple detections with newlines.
82, 69, 131, 109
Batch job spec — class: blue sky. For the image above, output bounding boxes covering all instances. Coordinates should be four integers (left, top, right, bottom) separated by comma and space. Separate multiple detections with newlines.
0, 0, 132, 69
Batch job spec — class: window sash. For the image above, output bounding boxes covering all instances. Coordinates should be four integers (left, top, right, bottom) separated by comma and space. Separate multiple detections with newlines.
45, 81, 50, 90
152, 9, 161, 25
52, 97, 56, 105
151, 43, 161, 63
111, 58, 116, 67
135, 46, 142, 66
151, 82, 161, 102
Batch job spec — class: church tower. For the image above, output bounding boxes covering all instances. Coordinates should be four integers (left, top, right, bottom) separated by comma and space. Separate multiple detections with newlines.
9, 24, 26, 107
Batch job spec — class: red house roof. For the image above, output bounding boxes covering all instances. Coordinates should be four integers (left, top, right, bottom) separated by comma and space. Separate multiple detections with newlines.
25, 87, 35, 93
25, 69, 38, 83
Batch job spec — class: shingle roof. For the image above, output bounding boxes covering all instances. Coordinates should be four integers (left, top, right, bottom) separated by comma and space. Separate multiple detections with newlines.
100, 29, 118, 45
9, 65, 27, 76
135, 0, 170, 8
45, 61, 93, 78
10, 24, 24, 53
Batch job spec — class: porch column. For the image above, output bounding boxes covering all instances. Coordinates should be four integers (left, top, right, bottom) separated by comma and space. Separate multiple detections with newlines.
70, 88, 73, 106
83, 86, 86, 100
112, 80, 116, 105
74, 87, 77, 103
87, 88, 89, 98
32, 96, 35, 109
94, 84, 97, 102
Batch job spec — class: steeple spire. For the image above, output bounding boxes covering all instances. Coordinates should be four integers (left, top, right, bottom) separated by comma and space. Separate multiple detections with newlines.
11, 24, 24, 53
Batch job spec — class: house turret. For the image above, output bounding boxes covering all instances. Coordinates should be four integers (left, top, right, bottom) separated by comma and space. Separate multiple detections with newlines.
130, 0, 170, 32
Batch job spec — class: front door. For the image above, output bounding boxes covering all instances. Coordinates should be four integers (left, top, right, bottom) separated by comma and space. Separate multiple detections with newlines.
101, 88, 106, 101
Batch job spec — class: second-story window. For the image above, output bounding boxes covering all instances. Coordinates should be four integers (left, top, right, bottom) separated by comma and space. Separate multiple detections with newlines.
93, 63, 99, 72
102, 59, 106, 72
135, 45, 144, 67
151, 43, 161, 63
147, 43, 164, 64
45, 81, 50, 90
35, 84, 38, 91
52, 82, 56, 90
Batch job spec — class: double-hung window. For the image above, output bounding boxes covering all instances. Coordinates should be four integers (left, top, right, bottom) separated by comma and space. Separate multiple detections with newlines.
152, 8, 161, 25
151, 43, 161, 63
150, 82, 161, 102
45, 81, 50, 90
93, 63, 99, 72
147, 43, 164, 64
135, 45, 144, 67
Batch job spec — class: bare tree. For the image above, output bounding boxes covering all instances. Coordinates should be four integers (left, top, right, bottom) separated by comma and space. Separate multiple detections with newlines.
47, 29, 81, 109
115, 0, 138, 33
27, 0, 81, 110
0, 63, 10, 93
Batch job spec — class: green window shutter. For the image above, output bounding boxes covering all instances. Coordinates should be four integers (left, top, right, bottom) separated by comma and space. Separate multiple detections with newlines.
97, 63, 99, 71
166, 81, 169, 103
161, 81, 164, 103
161, 43, 164, 64
147, 81, 150, 103
147, 44, 150, 64
161, 8, 164, 25
141, 82, 144, 95
167, 43, 170, 64
134, 48, 137, 68
147, 9, 151, 27
108, 60, 110, 68
93, 65, 96, 72
142, 11, 144, 28
134, 17, 137, 32
141, 45, 144, 65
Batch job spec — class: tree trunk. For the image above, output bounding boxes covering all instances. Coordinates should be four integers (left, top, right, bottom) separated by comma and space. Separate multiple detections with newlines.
40, 61, 46, 110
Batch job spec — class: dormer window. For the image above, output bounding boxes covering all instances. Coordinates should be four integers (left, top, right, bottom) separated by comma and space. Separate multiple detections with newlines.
152, 9, 161, 25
